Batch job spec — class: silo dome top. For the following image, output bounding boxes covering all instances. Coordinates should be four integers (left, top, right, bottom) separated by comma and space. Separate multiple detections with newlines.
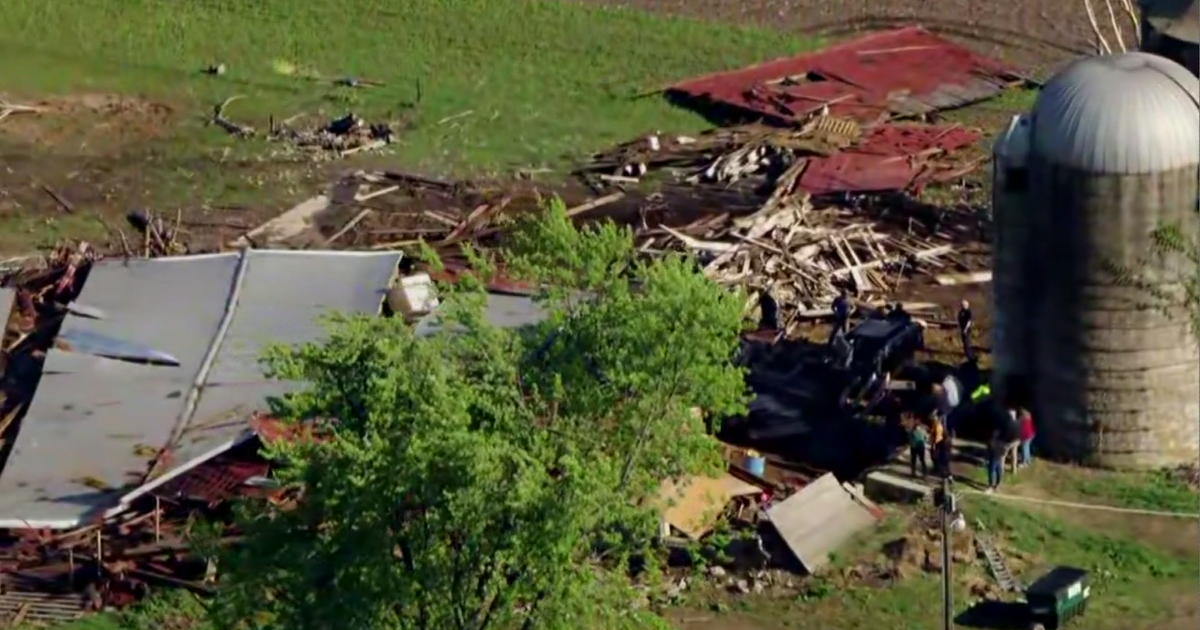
1030, 52, 1199, 173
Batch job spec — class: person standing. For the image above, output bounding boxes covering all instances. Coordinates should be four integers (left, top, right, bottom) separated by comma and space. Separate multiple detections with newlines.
986, 405, 1020, 491
1002, 408, 1022, 474
930, 413, 949, 478
909, 420, 929, 479
985, 429, 1006, 493
934, 376, 963, 427
759, 289, 779, 331
957, 300, 975, 363
830, 289, 851, 344
1019, 408, 1036, 467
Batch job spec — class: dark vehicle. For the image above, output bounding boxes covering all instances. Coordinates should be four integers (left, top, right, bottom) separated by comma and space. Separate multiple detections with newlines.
1025, 566, 1090, 629
837, 310, 925, 406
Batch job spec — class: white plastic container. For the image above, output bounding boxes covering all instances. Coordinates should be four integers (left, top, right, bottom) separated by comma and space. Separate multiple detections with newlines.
388, 273, 439, 319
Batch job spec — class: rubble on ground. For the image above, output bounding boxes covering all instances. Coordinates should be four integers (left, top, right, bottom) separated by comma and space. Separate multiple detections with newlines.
226, 166, 989, 332
1166, 462, 1200, 489
211, 96, 395, 158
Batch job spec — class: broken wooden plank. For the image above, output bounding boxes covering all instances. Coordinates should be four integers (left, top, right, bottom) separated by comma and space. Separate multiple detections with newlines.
935, 270, 993, 286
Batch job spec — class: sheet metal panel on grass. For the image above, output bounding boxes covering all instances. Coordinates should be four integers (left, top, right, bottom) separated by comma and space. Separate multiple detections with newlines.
668, 26, 1023, 126
766, 472, 880, 574
0, 250, 402, 529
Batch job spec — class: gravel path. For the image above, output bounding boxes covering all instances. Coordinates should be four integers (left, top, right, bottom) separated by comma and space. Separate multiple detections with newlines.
572, 0, 1125, 75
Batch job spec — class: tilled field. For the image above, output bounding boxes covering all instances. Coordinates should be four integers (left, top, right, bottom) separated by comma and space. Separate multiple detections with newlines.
568, 0, 1115, 75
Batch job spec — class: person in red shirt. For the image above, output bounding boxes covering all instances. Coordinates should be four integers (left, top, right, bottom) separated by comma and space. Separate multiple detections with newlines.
1019, 409, 1036, 467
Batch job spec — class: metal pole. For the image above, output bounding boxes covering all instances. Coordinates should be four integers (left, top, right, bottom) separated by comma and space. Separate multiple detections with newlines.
941, 475, 954, 630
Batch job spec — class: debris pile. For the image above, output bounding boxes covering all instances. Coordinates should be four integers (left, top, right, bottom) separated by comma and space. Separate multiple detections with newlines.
0, 100, 43, 125
578, 119, 862, 186
269, 112, 395, 156
638, 194, 971, 322
211, 97, 395, 158
658, 454, 883, 580
579, 118, 982, 198
224, 164, 988, 322
0, 437, 285, 627
122, 210, 189, 258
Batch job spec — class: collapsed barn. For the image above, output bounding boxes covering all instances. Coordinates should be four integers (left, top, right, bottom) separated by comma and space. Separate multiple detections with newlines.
0, 26, 1194, 627
0, 248, 401, 624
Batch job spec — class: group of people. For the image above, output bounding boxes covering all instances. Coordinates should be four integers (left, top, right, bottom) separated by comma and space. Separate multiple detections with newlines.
766, 286, 1038, 493
904, 379, 1038, 493
906, 409, 951, 479
983, 405, 1037, 493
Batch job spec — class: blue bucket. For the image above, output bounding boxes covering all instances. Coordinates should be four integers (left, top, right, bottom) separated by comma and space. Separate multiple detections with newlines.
744, 451, 766, 477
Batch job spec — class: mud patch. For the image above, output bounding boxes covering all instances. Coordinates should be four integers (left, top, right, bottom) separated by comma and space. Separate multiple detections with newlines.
0, 92, 176, 149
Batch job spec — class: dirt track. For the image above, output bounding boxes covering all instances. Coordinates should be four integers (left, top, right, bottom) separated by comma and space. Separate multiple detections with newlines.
570, 0, 1111, 74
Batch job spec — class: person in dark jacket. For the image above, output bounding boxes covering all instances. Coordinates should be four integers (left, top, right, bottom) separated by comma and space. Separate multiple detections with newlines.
759, 290, 779, 331
957, 300, 975, 363
909, 419, 929, 479
829, 289, 851, 344
985, 404, 1021, 492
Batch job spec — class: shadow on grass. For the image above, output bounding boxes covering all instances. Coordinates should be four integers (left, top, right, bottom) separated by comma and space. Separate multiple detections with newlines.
955, 600, 1031, 630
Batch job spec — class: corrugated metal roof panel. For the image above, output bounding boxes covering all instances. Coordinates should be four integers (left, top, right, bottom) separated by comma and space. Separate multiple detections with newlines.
668, 26, 1023, 126
0, 250, 402, 528
413, 292, 548, 337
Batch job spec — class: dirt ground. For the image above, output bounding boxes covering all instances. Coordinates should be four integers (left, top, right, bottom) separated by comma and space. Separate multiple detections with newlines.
0, 93, 332, 254
571, 0, 1124, 75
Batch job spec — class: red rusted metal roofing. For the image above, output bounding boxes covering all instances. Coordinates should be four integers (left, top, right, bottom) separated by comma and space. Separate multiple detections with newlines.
799, 125, 981, 195
428, 261, 537, 295
154, 458, 268, 504
669, 26, 1024, 126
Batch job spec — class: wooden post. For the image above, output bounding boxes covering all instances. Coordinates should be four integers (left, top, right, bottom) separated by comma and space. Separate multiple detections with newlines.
154, 496, 161, 542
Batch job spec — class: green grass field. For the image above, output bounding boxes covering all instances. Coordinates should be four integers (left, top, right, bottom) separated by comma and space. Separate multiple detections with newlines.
0, 0, 815, 172
679, 491, 1198, 630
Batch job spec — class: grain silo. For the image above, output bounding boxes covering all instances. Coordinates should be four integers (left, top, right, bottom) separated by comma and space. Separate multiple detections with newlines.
990, 114, 1036, 409
1016, 52, 1198, 469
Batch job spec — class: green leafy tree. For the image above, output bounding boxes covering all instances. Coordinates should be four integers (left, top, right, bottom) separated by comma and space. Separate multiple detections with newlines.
205, 198, 750, 630
1145, 221, 1199, 340
1110, 214, 1199, 342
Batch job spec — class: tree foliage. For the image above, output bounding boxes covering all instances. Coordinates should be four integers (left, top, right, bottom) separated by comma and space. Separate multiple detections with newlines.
206, 198, 750, 630
1110, 213, 1200, 342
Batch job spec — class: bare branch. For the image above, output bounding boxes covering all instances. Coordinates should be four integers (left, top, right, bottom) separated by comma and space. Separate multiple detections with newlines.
1118, 0, 1142, 46
1104, 0, 1127, 52
1084, 0, 1114, 54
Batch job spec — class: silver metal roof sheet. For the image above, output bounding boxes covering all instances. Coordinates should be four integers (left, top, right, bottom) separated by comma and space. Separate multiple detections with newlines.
413, 292, 548, 337
0, 250, 400, 528
169, 250, 398, 469
1031, 52, 1200, 174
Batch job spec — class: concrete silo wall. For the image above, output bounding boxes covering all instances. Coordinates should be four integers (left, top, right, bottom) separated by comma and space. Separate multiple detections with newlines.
990, 164, 1037, 407
1030, 160, 1199, 469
